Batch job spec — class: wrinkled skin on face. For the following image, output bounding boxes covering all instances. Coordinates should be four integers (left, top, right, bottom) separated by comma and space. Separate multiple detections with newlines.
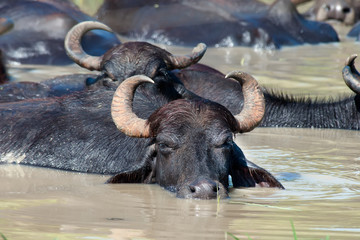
96, 0, 338, 49
149, 99, 237, 198
0, 0, 119, 65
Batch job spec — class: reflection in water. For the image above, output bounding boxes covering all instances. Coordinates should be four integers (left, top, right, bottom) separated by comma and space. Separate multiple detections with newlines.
1, 36, 360, 239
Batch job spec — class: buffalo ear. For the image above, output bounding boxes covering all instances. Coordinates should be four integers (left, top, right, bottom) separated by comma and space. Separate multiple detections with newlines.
106, 145, 156, 184
230, 144, 284, 189
106, 166, 155, 184
245, 160, 284, 189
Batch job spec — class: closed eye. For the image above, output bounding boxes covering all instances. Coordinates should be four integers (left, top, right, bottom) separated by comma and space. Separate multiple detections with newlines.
156, 134, 180, 151
157, 141, 179, 155
215, 137, 233, 149
158, 142, 171, 150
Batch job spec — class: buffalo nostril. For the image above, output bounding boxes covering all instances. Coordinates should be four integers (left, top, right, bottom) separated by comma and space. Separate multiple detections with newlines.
343, 7, 351, 14
212, 184, 219, 193
188, 179, 218, 194
180, 179, 227, 199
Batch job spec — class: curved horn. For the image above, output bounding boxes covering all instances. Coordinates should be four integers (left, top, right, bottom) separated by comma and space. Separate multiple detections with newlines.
166, 43, 207, 69
0, 18, 13, 35
225, 71, 265, 133
64, 21, 113, 71
342, 54, 360, 94
111, 75, 154, 138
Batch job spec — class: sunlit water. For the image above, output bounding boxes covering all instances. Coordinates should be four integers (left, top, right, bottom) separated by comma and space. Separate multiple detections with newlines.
1, 33, 360, 239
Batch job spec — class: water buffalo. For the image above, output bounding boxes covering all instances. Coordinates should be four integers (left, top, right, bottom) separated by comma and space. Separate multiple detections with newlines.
14, 20, 357, 131
96, 0, 338, 49
293, 0, 360, 41
296, 0, 360, 25
108, 73, 283, 198
0, 22, 283, 199
0, 68, 284, 200
0, 20, 206, 104
176, 60, 360, 130
0, 0, 119, 65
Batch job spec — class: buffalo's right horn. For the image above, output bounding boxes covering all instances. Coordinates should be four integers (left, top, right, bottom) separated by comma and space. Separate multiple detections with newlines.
225, 71, 265, 133
166, 43, 207, 69
342, 54, 360, 94
64, 21, 113, 71
111, 75, 154, 138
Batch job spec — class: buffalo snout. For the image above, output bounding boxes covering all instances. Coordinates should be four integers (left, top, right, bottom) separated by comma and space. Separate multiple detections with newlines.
177, 178, 228, 199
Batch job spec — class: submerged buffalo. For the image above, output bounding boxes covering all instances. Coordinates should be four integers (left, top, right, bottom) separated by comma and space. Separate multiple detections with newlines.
107, 73, 284, 198
0, 0, 119, 65
96, 0, 338, 49
0, 22, 283, 199
294, 0, 360, 40
296, 0, 360, 25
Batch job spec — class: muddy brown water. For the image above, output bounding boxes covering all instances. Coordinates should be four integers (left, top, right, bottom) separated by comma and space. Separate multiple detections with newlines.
1, 38, 360, 239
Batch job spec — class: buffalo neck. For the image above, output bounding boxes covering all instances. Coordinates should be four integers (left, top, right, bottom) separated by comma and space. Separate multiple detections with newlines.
261, 92, 360, 130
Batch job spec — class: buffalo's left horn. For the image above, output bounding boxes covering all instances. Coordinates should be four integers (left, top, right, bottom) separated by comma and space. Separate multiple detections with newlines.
65, 21, 113, 71
166, 43, 207, 69
225, 71, 265, 133
342, 54, 360, 94
111, 75, 154, 138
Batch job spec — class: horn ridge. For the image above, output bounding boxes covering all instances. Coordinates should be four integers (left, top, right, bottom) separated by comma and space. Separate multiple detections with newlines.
111, 75, 154, 138
167, 43, 207, 69
225, 71, 265, 133
64, 21, 113, 71
342, 54, 360, 94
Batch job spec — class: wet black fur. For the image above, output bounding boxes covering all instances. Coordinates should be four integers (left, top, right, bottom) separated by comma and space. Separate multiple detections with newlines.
262, 90, 360, 129
177, 64, 360, 130
0, 73, 177, 174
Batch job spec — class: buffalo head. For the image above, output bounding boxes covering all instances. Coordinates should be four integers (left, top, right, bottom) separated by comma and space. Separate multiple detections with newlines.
64, 21, 206, 82
297, 0, 359, 25
107, 71, 283, 199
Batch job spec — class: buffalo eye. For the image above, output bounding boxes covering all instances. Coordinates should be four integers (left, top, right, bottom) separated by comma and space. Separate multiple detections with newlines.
157, 141, 177, 155
158, 142, 169, 150
215, 137, 233, 149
